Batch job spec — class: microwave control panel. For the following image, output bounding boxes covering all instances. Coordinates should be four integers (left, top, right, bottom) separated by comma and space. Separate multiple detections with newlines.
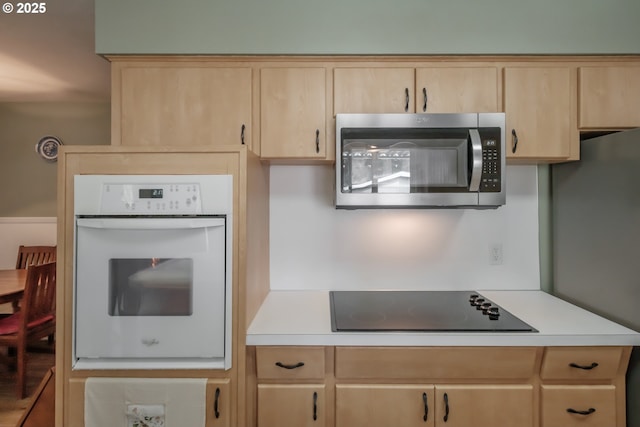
100, 182, 203, 214
480, 138, 501, 192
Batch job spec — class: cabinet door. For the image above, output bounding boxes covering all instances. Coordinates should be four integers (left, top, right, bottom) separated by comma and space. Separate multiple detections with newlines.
207, 379, 231, 427
336, 384, 435, 427
579, 66, 640, 129
117, 66, 252, 147
434, 385, 534, 427
260, 67, 327, 158
504, 67, 577, 161
257, 384, 326, 427
416, 67, 499, 113
334, 68, 415, 114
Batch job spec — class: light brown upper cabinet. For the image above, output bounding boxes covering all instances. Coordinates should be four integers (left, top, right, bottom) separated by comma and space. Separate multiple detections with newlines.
333, 67, 499, 115
579, 66, 640, 129
503, 67, 578, 162
113, 64, 252, 147
333, 68, 416, 114
259, 67, 328, 159
415, 67, 499, 113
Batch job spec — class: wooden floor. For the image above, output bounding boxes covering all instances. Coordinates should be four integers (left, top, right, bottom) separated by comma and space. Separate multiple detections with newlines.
0, 341, 55, 427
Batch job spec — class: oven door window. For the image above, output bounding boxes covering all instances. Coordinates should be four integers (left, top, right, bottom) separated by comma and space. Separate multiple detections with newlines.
74, 217, 227, 359
109, 258, 193, 316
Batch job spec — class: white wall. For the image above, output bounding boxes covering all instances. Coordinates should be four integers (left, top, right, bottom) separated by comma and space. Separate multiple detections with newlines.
270, 165, 540, 291
0, 217, 57, 269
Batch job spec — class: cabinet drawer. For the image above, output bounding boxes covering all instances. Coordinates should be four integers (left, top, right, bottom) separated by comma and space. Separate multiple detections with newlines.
541, 347, 624, 380
256, 347, 325, 380
335, 347, 539, 379
541, 385, 616, 427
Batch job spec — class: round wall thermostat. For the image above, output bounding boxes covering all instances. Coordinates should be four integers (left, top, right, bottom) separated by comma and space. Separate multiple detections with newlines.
35, 136, 63, 161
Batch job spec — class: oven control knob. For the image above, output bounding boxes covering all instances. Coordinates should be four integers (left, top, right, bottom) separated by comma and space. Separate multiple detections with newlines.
474, 298, 485, 309
469, 294, 479, 305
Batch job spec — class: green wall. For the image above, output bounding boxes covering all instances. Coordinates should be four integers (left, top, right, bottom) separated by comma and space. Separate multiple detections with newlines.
0, 103, 111, 216
96, 0, 640, 54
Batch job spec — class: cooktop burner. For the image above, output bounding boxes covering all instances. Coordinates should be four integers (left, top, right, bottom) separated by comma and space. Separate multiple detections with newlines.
330, 291, 537, 332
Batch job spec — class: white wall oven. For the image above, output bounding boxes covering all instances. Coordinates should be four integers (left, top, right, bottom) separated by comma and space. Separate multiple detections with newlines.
72, 175, 233, 370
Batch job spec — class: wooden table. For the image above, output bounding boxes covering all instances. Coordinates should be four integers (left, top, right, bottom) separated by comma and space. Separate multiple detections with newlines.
0, 269, 27, 306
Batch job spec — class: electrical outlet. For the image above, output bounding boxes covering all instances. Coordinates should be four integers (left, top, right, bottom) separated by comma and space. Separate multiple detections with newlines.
489, 243, 503, 265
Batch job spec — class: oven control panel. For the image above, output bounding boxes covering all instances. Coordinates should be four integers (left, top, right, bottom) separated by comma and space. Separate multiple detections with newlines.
101, 183, 202, 214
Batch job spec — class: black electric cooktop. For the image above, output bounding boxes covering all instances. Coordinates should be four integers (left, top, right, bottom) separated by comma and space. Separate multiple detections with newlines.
330, 291, 537, 332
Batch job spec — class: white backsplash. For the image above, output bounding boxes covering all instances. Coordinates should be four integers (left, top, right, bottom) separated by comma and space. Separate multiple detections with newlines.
270, 165, 540, 291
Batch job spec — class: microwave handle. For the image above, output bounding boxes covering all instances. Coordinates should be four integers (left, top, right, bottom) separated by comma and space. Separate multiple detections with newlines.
76, 217, 225, 230
468, 129, 483, 192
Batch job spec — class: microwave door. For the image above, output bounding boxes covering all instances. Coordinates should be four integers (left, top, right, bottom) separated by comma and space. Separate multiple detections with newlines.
468, 129, 483, 192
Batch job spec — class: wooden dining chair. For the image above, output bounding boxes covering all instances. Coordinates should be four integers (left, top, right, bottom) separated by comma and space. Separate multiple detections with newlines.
0, 262, 56, 399
15, 245, 57, 270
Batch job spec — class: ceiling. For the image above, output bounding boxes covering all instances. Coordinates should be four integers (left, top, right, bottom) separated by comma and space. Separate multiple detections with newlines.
0, 0, 110, 102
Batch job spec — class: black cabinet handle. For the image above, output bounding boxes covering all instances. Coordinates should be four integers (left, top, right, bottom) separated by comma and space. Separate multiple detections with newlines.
567, 407, 596, 416
422, 392, 429, 422
511, 129, 518, 153
315, 129, 320, 153
422, 88, 428, 112
404, 87, 410, 112
443, 392, 449, 422
241, 124, 246, 145
214, 387, 220, 419
313, 391, 318, 421
569, 362, 599, 370
275, 361, 305, 369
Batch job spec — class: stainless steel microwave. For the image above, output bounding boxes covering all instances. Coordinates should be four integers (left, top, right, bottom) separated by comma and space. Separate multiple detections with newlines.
335, 113, 506, 209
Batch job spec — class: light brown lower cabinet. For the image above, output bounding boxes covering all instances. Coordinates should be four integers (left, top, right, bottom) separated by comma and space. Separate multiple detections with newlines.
251, 345, 631, 427
257, 384, 326, 427
335, 384, 533, 427
539, 346, 625, 427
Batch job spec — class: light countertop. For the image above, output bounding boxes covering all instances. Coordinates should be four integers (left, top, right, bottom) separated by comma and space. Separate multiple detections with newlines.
246, 290, 640, 347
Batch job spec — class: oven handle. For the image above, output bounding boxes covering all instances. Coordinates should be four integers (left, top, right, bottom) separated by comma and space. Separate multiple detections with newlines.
76, 217, 225, 230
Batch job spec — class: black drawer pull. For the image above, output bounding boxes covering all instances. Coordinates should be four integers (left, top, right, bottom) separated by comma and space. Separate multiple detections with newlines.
315, 129, 320, 153
422, 87, 428, 112
275, 361, 305, 369
214, 387, 220, 419
569, 362, 599, 370
241, 124, 246, 145
567, 407, 596, 416
313, 391, 318, 421
511, 129, 518, 153
404, 87, 410, 112
422, 392, 429, 422
443, 392, 449, 422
